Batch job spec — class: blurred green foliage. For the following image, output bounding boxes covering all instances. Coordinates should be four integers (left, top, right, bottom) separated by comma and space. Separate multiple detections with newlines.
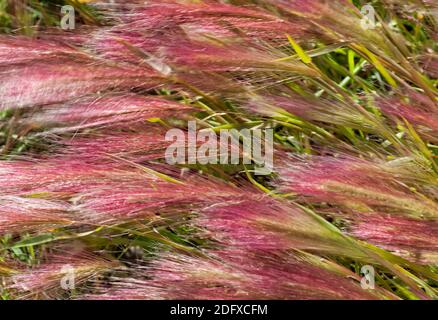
0, 0, 99, 34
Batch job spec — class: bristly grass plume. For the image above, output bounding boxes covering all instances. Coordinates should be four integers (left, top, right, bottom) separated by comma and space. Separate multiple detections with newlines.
0, 0, 437, 300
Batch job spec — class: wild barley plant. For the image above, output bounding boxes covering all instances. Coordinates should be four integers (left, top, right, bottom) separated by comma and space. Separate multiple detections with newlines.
0, 0, 437, 300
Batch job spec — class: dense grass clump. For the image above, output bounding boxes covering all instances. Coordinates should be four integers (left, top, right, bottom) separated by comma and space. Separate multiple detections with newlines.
0, 0, 437, 300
